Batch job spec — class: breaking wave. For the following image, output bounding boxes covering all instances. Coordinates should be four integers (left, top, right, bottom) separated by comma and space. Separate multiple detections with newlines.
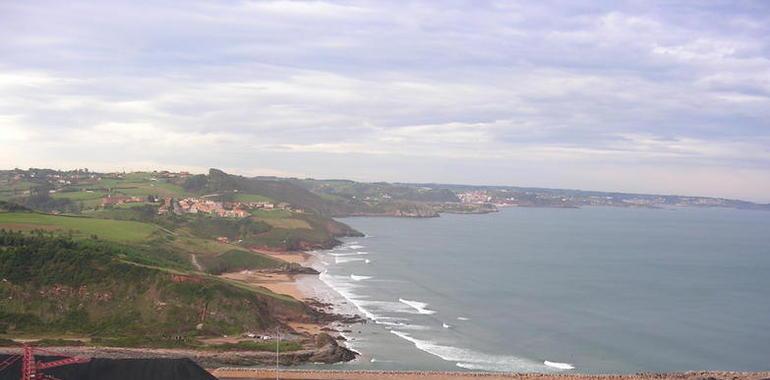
544, 360, 575, 370
336, 257, 366, 264
350, 274, 373, 281
389, 330, 549, 372
399, 298, 436, 315
329, 251, 369, 257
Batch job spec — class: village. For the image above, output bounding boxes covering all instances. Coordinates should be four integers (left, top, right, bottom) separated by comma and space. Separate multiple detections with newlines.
162, 197, 296, 218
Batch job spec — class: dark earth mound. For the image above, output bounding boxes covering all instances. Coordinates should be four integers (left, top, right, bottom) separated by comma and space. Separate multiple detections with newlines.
0, 354, 216, 380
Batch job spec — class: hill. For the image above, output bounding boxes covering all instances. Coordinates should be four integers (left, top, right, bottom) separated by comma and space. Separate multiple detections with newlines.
182, 169, 353, 216
0, 230, 310, 341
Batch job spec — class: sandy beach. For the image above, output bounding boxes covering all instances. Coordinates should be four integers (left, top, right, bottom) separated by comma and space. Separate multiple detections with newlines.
251, 249, 312, 265
219, 250, 337, 337
221, 271, 308, 301
221, 250, 317, 301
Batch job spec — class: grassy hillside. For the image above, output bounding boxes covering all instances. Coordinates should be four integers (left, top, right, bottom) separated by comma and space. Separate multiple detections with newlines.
182, 169, 359, 216
0, 169, 439, 357
0, 210, 289, 275
0, 230, 312, 344
0, 212, 159, 242
297, 179, 460, 203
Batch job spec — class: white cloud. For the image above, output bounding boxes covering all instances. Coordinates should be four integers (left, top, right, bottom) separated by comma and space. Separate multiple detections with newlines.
0, 1, 769, 201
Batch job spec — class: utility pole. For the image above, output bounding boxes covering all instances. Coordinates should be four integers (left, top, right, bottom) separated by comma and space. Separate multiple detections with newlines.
275, 327, 280, 380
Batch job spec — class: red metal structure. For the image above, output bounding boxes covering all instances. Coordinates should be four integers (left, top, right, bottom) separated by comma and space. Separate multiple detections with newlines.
0, 344, 90, 380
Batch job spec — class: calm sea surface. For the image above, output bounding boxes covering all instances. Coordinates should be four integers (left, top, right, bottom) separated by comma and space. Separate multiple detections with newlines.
304, 207, 770, 373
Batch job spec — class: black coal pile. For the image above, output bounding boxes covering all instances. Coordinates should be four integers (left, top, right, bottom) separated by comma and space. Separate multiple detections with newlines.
0, 354, 217, 380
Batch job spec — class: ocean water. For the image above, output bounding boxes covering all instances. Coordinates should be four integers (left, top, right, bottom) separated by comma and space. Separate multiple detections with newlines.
304, 207, 770, 373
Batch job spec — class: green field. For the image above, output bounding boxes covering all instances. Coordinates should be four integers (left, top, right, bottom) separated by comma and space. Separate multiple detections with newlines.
0, 212, 158, 242
51, 191, 106, 201
86, 174, 188, 199
198, 249, 282, 274
115, 182, 187, 198
253, 217, 311, 229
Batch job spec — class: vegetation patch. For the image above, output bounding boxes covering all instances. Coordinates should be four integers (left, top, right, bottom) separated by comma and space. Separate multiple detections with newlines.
198, 249, 282, 274
0, 231, 307, 339
208, 340, 302, 352
0, 212, 158, 242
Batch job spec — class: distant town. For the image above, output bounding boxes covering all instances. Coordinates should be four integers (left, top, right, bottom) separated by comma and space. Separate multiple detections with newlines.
453, 188, 755, 210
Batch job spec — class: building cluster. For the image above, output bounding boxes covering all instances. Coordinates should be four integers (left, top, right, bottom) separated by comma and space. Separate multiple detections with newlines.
458, 191, 493, 204
158, 197, 297, 218
173, 198, 250, 218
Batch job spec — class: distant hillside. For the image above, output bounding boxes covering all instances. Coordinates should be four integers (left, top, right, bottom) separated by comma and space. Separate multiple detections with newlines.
183, 169, 355, 216
297, 179, 460, 203
182, 170, 469, 217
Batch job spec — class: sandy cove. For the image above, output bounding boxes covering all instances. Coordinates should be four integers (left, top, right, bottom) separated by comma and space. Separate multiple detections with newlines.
220, 249, 338, 336
221, 271, 308, 302
221, 249, 316, 302
212, 369, 770, 380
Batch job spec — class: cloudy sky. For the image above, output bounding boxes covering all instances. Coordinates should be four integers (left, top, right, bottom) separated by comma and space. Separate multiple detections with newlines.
1, 1, 769, 201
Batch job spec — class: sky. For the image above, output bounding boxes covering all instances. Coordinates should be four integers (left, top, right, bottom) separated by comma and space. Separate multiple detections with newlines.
1, 1, 769, 202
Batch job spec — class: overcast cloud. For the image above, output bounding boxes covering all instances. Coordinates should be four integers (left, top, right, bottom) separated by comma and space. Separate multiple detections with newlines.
1, 1, 769, 201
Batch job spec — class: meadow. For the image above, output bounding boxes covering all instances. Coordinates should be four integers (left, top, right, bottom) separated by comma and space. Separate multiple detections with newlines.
0, 212, 158, 242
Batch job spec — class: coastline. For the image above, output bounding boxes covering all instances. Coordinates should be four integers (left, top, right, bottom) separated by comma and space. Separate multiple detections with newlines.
224, 248, 363, 339
212, 369, 770, 380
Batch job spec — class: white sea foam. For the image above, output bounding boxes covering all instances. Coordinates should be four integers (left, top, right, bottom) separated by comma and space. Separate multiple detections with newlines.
318, 271, 373, 318
544, 360, 575, 370
399, 298, 436, 315
389, 330, 548, 372
365, 259, 372, 264
442, 323, 452, 329
457, 317, 470, 321
348, 244, 365, 249
329, 251, 369, 257
336, 257, 366, 264
355, 300, 416, 316
350, 274, 373, 281
369, 357, 395, 363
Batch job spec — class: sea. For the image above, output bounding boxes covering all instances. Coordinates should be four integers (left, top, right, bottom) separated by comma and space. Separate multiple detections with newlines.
296, 207, 770, 374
